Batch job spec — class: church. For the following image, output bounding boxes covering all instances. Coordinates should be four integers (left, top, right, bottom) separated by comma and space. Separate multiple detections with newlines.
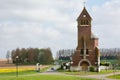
71, 6, 100, 71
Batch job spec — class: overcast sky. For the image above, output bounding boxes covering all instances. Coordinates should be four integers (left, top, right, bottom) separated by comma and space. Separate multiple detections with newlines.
0, 0, 120, 59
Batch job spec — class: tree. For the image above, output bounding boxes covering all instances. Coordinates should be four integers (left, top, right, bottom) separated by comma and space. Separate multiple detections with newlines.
6, 51, 10, 63
56, 49, 75, 61
38, 48, 54, 64
11, 50, 16, 63
10, 47, 54, 65
117, 53, 120, 65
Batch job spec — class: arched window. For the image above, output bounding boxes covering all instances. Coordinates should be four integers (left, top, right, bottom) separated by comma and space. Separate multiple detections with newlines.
86, 20, 89, 25
80, 20, 82, 25
84, 20, 86, 25
86, 49, 89, 54
81, 49, 84, 54
80, 20, 89, 25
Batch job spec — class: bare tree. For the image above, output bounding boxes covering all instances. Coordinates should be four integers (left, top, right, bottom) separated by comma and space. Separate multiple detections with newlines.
56, 49, 75, 60
6, 50, 10, 63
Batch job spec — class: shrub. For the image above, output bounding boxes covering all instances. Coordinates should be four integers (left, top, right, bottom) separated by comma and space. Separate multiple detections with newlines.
89, 66, 95, 72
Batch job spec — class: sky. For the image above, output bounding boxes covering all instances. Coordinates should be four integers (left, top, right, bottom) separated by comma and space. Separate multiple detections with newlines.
0, 0, 120, 59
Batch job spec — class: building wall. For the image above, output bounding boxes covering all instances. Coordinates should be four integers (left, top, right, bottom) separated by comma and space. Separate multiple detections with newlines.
71, 7, 99, 71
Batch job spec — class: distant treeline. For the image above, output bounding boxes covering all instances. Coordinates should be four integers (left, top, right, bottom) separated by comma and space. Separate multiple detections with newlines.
56, 49, 75, 61
8, 48, 54, 64
56, 48, 120, 60
100, 48, 120, 60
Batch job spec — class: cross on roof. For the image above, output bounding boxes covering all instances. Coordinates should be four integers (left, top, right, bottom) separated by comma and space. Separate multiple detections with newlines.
83, 0, 86, 7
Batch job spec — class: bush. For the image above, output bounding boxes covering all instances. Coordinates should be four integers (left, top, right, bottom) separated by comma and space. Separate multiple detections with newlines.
100, 62, 110, 66
89, 66, 95, 72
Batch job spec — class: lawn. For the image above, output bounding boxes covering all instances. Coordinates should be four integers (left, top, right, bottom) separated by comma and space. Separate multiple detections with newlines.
101, 59, 118, 64
107, 74, 120, 79
0, 65, 101, 80
1, 65, 119, 80
0, 75, 100, 80
61, 70, 120, 76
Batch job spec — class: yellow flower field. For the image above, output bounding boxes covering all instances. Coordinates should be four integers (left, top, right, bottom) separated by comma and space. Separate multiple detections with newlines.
0, 68, 33, 73
0, 65, 49, 73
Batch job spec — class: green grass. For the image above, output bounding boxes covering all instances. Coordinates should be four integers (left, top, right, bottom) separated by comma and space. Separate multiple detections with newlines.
99, 70, 120, 74
101, 59, 118, 64
0, 75, 100, 80
107, 74, 120, 79
61, 70, 120, 76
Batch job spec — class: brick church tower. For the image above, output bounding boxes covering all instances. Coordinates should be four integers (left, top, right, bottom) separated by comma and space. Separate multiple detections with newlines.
71, 7, 100, 71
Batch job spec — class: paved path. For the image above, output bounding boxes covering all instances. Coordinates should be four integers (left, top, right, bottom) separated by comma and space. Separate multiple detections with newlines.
42, 66, 120, 80
41, 71, 120, 80
44, 65, 60, 72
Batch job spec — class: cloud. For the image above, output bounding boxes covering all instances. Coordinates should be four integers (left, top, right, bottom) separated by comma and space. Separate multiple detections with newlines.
0, 0, 84, 58
91, 0, 120, 48
0, 0, 120, 59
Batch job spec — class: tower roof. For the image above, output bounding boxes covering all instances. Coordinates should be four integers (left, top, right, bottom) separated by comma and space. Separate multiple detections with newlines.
91, 33, 98, 39
77, 7, 92, 21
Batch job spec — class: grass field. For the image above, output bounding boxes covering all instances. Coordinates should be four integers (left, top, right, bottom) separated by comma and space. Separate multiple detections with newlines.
1, 65, 120, 80
0, 65, 101, 80
0, 74, 100, 80
61, 70, 120, 76
107, 74, 120, 79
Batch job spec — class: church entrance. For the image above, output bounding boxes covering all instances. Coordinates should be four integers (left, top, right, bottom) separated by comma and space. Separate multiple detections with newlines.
81, 61, 89, 71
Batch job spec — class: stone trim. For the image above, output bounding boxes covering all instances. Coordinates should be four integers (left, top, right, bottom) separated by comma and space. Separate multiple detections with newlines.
78, 59, 92, 67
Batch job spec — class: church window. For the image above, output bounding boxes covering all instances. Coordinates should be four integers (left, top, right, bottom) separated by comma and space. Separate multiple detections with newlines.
80, 20, 89, 25
84, 20, 86, 24
81, 49, 84, 54
86, 49, 89, 54
81, 20, 84, 25
86, 20, 89, 25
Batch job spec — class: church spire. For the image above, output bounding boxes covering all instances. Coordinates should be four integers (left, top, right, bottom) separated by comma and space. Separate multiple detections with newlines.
77, 6, 92, 21
83, 0, 86, 7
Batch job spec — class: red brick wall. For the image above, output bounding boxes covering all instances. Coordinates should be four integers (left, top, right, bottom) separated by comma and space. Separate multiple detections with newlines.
72, 7, 99, 67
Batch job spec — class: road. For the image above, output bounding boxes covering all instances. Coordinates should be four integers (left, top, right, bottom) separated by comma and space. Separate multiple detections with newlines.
42, 65, 120, 80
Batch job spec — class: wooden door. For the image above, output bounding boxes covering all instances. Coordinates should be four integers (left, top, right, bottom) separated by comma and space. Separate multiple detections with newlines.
81, 62, 89, 71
